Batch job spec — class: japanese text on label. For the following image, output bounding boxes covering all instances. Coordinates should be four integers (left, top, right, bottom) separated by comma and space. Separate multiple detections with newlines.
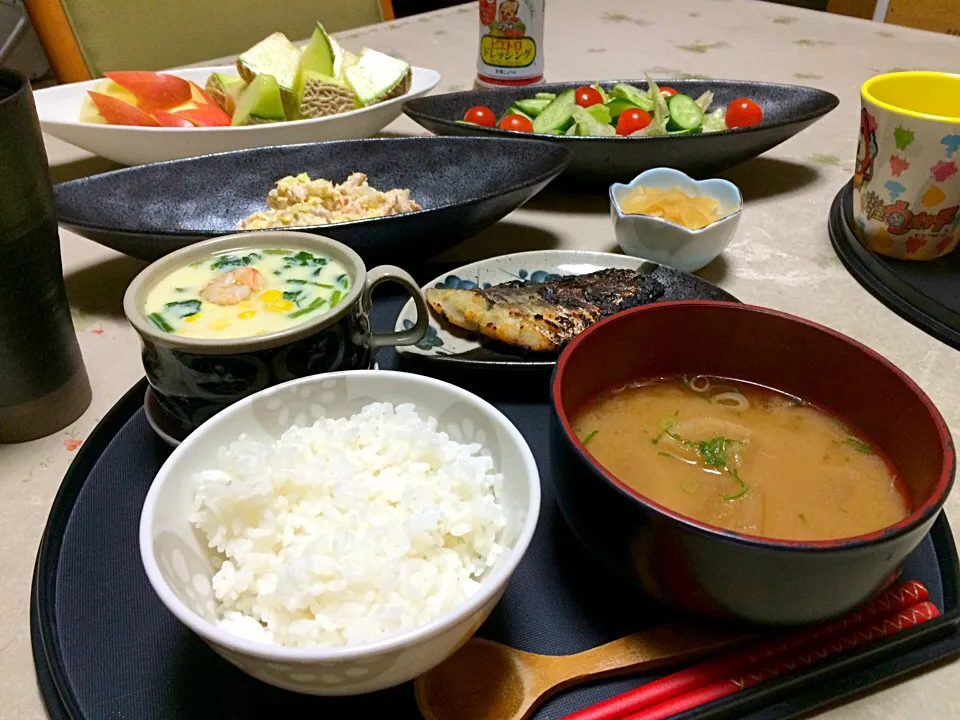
480, 36, 537, 68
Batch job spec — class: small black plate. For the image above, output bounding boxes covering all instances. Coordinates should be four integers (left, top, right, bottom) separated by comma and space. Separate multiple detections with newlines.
54, 136, 573, 263
403, 79, 839, 189
829, 179, 960, 350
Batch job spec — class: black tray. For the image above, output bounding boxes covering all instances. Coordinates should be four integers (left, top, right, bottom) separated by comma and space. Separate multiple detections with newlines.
829, 179, 960, 350
32, 296, 960, 720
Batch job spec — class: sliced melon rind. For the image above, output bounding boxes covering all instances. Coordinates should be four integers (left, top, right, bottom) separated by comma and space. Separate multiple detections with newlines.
236, 32, 301, 119
343, 48, 411, 106
231, 73, 286, 126
204, 73, 245, 116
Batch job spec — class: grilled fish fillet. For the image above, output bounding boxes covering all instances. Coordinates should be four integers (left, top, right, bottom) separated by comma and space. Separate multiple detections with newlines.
425, 269, 666, 352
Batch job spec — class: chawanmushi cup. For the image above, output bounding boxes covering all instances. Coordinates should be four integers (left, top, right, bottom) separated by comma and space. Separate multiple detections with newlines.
123, 231, 428, 434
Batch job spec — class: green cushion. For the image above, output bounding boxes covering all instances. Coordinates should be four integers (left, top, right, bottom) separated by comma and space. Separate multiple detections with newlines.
57, 0, 385, 76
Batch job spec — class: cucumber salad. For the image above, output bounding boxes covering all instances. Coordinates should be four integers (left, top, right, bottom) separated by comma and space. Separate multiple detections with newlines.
460, 76, 763, 137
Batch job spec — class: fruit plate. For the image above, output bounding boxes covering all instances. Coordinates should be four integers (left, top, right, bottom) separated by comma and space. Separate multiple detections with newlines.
402, 79, 838, 189
53, 136, 573, 263
33, 64, 440, 166
394, 249, 739, 370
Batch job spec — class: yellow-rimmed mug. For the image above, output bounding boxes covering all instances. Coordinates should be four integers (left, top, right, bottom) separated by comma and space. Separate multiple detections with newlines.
854, 71, 960, 260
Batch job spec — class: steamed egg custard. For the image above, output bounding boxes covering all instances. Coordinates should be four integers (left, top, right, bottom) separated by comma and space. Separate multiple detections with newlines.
144, 248, 351, 339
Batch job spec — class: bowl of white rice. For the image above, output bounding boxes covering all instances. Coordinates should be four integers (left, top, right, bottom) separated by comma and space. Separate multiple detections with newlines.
139, 370, 540, 696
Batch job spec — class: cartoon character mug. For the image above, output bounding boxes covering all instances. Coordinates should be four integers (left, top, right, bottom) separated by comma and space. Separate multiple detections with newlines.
854, 71, 960, 260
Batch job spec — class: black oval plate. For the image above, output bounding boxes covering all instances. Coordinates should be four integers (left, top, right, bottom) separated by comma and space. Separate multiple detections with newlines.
403, 79, 839, 189
54, 136, 573, 263
30, 368, 960, 720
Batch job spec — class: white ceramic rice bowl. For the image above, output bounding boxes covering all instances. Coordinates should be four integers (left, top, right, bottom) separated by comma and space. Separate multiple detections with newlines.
139, 370, 540, 695
35, 65, 441, 166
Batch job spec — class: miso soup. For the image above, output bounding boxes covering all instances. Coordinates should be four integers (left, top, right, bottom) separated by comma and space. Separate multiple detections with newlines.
571, 376, 910, 541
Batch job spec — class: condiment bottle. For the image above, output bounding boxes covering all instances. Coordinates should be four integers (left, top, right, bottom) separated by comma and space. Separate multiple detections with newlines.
476, 0, 545, 88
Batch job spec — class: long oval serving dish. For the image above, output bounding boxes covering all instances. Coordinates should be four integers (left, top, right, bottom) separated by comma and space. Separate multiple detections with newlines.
54, 136, 573, 263
35, 64, 441, 166
403, 79, 839, 189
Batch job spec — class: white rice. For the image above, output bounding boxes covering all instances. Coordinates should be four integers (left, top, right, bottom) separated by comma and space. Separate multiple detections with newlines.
189, 402, 507, 648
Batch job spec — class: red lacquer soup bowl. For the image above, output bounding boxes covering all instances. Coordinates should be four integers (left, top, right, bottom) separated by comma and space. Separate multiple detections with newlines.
549, 301, 954, 626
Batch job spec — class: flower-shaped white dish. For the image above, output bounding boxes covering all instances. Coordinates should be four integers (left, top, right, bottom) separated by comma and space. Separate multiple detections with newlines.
610, 168, 743, 273
139, 370, 540, 695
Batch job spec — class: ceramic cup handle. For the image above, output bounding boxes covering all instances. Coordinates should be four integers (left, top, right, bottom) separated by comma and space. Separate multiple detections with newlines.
363, 265, 429, 349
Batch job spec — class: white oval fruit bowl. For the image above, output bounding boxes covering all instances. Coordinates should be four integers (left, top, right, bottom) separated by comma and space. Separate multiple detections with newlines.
34, 64, 441, 166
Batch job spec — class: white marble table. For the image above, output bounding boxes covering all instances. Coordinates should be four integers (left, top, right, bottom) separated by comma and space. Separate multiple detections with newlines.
3, 1, 959, 717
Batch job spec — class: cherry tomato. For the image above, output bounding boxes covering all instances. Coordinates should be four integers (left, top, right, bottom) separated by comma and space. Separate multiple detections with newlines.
499, 113, 534, 132
463, 105, 496, 127
725, 98, 763, 128
659, 86, 679, 97
575, 86, 604, 108
616, 108, 653, 136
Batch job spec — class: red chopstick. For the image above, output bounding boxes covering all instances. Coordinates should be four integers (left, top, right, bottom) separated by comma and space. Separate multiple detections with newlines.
625, 601, 940, 720
562, 580, 929, 720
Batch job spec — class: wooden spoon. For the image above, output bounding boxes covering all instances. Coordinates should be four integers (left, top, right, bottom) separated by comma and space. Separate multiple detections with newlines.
415, 622, 751, 720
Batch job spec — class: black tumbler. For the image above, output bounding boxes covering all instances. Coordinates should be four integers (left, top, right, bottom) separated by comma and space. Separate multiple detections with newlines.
0, 68, 91, 442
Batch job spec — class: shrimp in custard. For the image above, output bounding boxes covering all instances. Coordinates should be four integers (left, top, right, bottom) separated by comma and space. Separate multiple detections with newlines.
199, 267, 265, 306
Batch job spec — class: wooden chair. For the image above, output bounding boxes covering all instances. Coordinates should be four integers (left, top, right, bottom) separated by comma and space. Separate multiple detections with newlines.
825, 0, 876, 20
827, 0, 960, 35
23, 0, 395, 83
885, 0, 960, 35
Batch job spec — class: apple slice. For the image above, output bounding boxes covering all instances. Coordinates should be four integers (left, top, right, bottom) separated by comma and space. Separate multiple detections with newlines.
151, 110, 194, 127
91, 78, 137, 105
188, 80, 221, 107
175, 104, 232, 127
79, 95, 107, 124
103, 71, 192, 110
87, 91, 161, 126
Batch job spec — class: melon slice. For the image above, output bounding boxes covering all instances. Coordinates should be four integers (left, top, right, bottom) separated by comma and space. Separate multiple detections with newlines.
338, 47, 360, 76
236, 32, 301, 119
344, 48, 412, 106
299, 81, 358, 119
294, 24, 358, 119
231, 74, 286, 126
204, 73, 246, 116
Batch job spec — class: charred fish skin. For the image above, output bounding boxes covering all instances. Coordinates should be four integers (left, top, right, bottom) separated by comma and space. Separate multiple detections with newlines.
533, 269, 665, 314
425, 269, 666, 353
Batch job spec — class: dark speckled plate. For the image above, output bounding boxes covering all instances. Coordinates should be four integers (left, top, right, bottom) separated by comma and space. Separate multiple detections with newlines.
395, 250, 739, 370
53, 137, 573, 263
403, 79, 839, 189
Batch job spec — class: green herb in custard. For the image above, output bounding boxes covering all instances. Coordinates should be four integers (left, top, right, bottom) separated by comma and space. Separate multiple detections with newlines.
210, 252, 261, 271
164, 299, 201, 318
